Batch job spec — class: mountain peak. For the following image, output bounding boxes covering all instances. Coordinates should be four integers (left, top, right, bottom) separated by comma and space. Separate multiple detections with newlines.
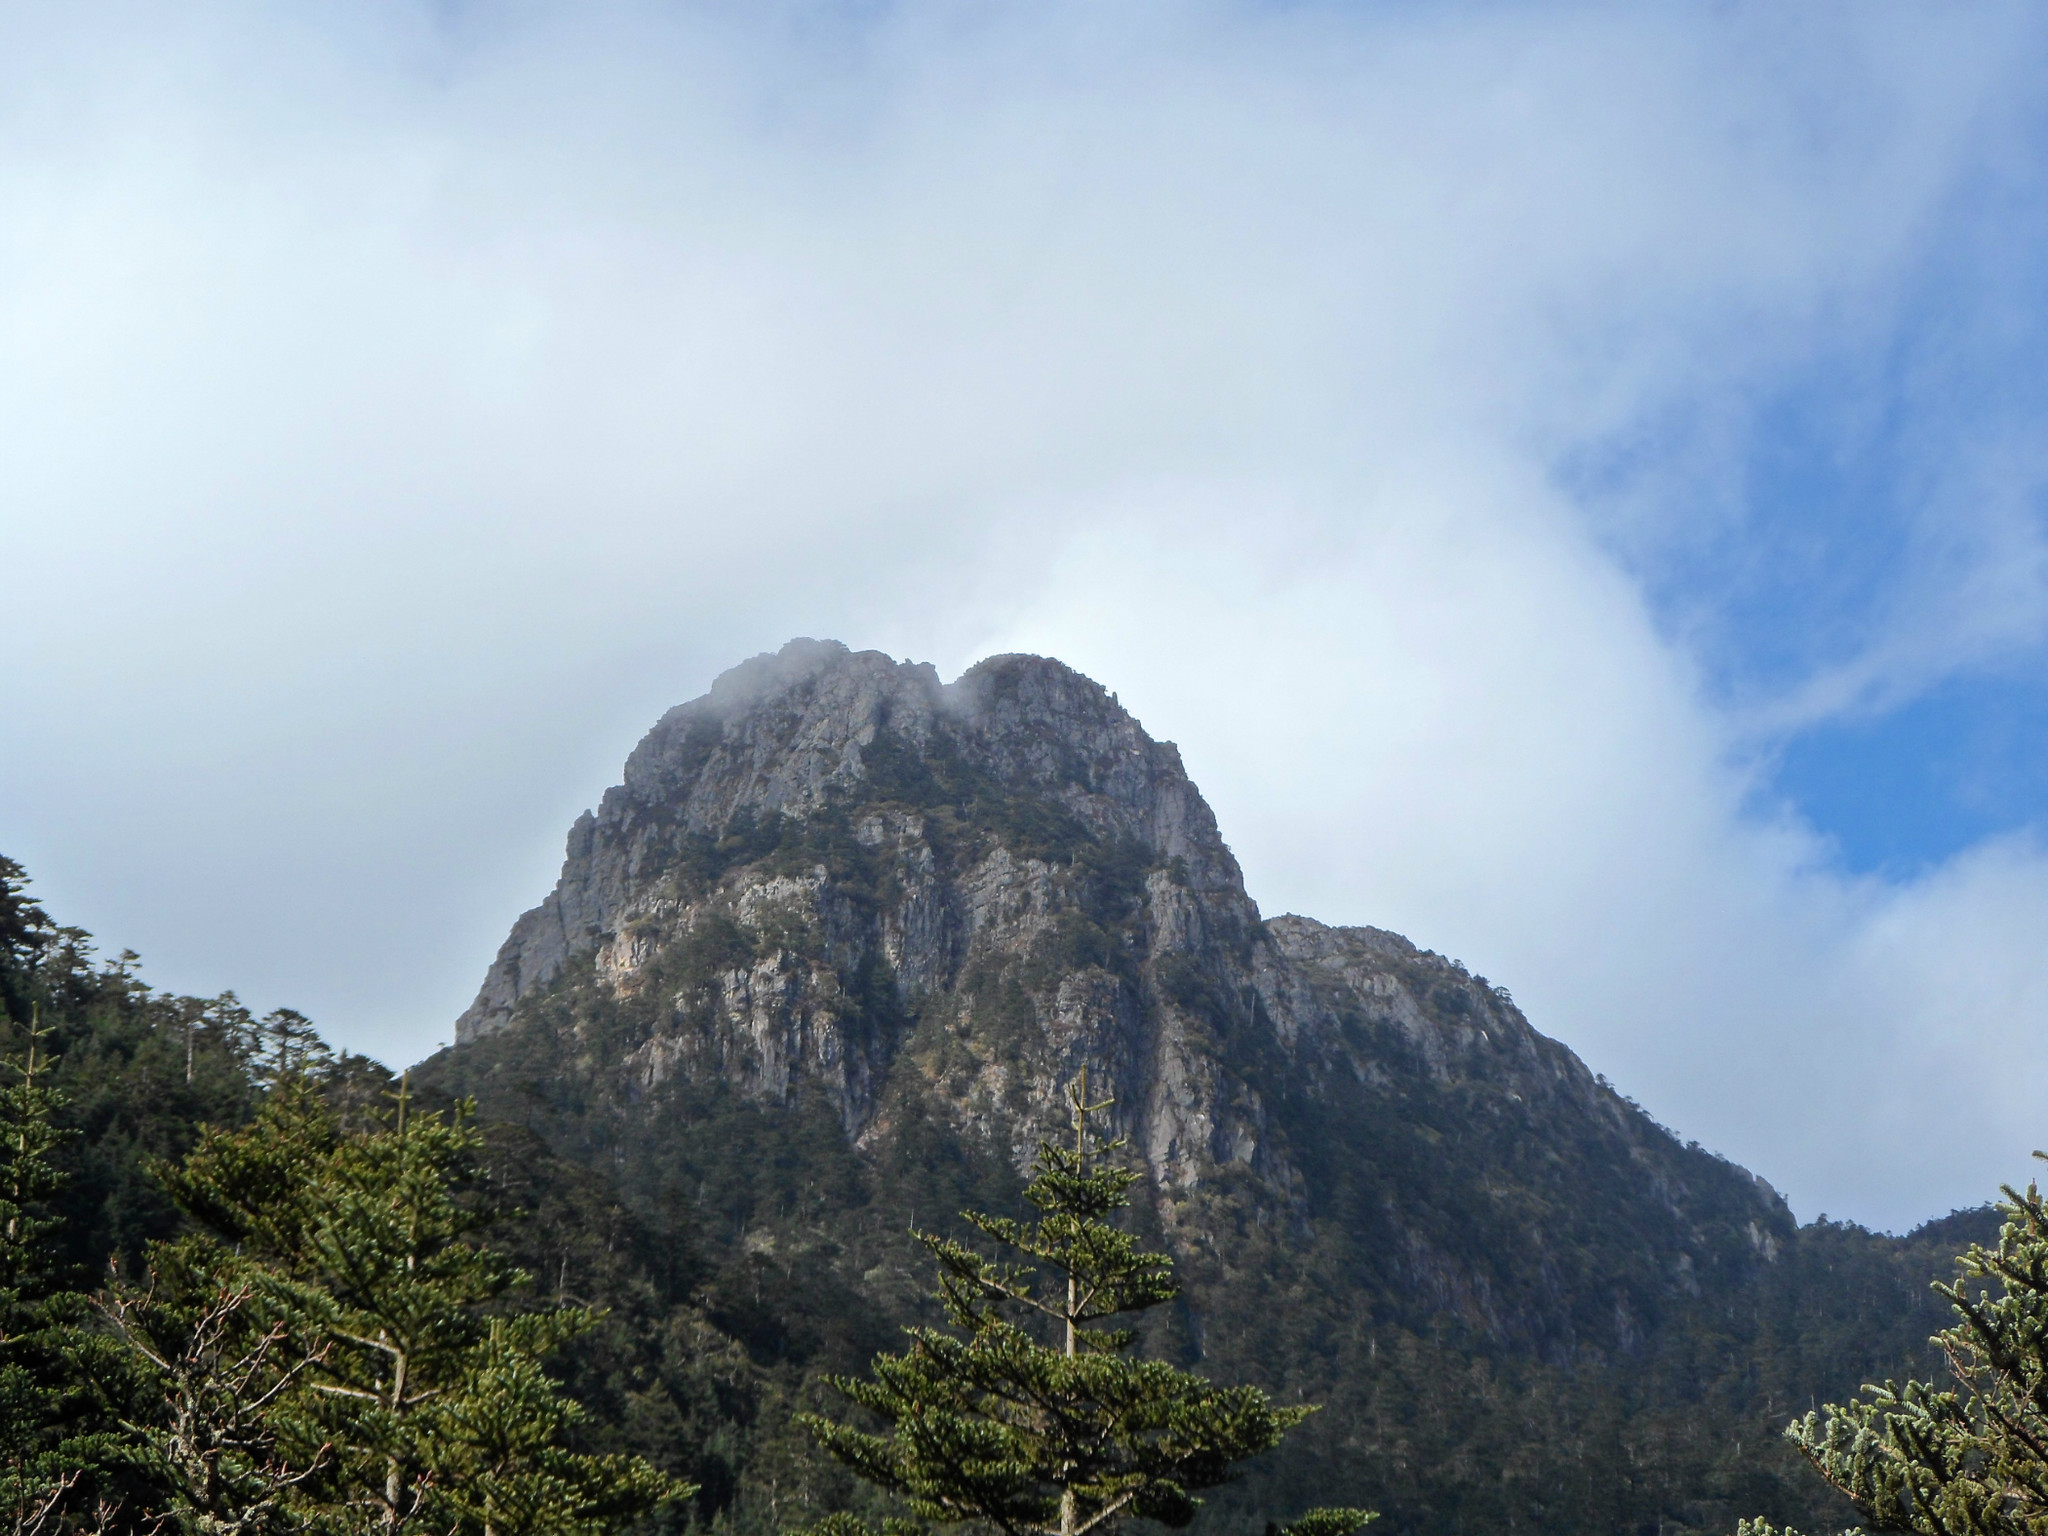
457, 641, 1242, 1046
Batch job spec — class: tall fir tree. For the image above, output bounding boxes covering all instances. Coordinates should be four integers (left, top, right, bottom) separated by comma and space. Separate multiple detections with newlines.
116, 1071, 688, 1536
1741, 1156, 2048, 1536
797, 1073, 1373, 1536
0, 1010, 149, 1533
0, 860, 53, 1030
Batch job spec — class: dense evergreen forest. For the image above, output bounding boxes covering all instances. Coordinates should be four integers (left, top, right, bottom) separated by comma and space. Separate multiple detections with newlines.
0, 851, 2008, 1535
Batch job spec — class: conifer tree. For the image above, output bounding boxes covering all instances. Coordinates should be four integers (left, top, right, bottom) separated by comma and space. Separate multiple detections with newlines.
0, 1010, 147, 1533
797, 1073, 1373, 1536
116, 1071, 687, 1535
100, 1239, 333, 1536
1740, 1157, 2048, 1536
0, 860, 53, 1029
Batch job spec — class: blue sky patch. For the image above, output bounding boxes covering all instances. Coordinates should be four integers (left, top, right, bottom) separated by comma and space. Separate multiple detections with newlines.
1766, 668, 2048, 876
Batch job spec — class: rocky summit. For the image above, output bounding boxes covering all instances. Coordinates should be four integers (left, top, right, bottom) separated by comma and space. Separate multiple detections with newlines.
423, 639, 1981, 1536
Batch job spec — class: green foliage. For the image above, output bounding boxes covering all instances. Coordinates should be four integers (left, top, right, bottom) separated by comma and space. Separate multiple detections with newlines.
0, 859, 260, 1280
0, 1011, 153, 1532
0, 1015, 78, 1308
0, 858, 54, 1029
434, 1314, 687, 1536
102, 1236, 330, 1536
1749, 1162, 2048, 1536
116, 1075, 689, 1535
797, 1075, 1373, 1536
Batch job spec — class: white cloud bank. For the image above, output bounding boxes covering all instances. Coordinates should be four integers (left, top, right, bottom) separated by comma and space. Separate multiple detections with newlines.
2, 2, 2046, 1227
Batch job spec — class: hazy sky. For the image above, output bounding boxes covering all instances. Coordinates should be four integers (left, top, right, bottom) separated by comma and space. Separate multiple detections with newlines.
5, 2, 2048, 1230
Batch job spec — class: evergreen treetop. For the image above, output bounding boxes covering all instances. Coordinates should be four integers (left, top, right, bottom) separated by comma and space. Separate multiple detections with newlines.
798, 1071, 1373, 1536
1742, 1156, 2048, 1536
